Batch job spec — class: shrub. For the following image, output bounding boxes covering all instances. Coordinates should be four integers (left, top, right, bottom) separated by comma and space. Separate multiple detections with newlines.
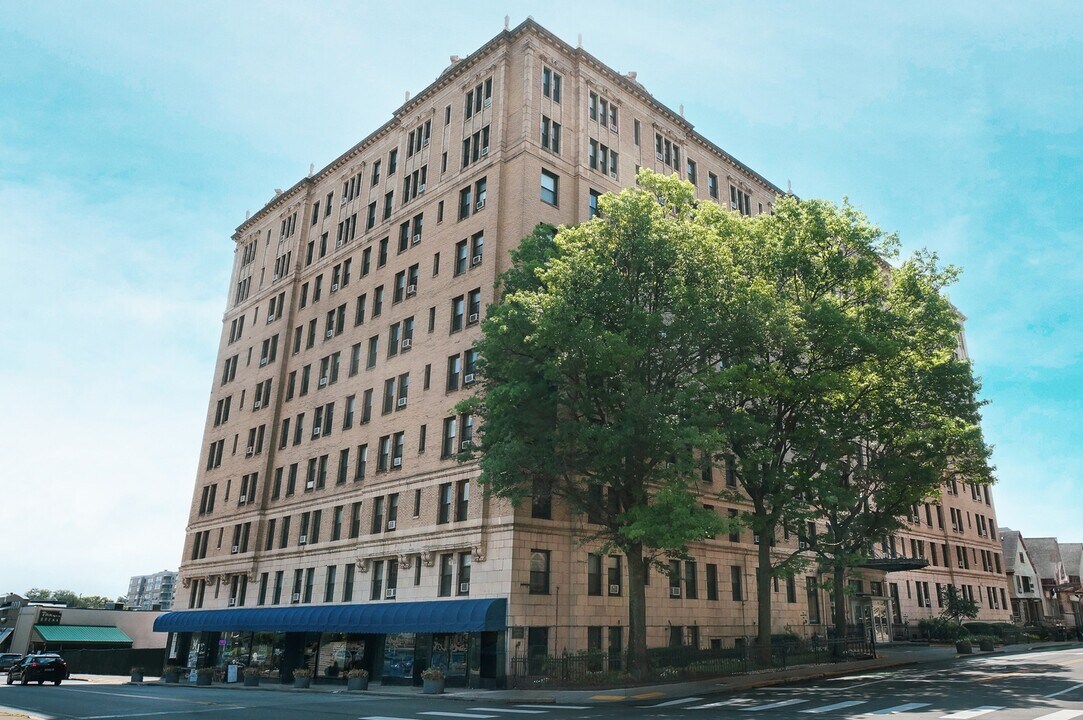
347, 668, 369, 679
292, 668, 313, 678
421, 666, 445, 680
243, 667, 262, 677
918, 617, 968, 641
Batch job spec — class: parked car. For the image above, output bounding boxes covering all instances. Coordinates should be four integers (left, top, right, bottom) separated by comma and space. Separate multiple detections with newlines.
0, 653, 22, 671
6, 653, 68, 685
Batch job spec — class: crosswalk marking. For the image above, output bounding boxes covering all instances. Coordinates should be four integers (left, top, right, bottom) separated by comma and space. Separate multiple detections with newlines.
468, 710, 547, 715
516, 706, 589, 711
1047, 683, 1083, 698
939, 707, 1004, 719
419, 714, 496, 719
741, 699, 810, 712
650, 697, 704, 707
801, 700, 868, 714
868, 704, 930, 715
691, 698, 754, 709
361, 717, 416, 720
1032, 712, 1083, 720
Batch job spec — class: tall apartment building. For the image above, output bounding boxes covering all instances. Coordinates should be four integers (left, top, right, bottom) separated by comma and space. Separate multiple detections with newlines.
126, 570, 178, 611
155, 19, 1010, 687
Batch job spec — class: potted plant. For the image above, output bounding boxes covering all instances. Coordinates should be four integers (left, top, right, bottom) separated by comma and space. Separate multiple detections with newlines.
195, 666, 213, 686
955, 638, 973, 654
421, 666, 445, 694
346, 668, 369, 691
130, 666, 144, 683
978, 636, 996, 652
243, 666, 261, 687
162, 665, 180, 683
292, 667, 312, 689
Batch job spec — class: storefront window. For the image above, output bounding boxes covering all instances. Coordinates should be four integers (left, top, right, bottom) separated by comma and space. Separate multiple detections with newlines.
317, 632, 366, 679
250, 631, 283, 677
431, 633, 469, 680
383, 632, 415, 680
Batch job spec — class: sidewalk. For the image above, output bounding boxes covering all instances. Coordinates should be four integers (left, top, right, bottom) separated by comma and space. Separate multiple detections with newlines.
3, 641, 1076, 718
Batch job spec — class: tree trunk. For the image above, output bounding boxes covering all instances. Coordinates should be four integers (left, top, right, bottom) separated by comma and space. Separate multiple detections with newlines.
831, 564, 848, 660
626, 542, 650, 680
755, 527, 774, 664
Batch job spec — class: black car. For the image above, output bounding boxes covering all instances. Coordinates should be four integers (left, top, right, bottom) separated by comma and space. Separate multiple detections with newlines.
6, 653, 68, 685
0, 653, 22, 671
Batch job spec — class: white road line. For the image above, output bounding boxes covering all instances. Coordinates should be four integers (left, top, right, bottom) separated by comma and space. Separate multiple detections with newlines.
516, 706, 590, 710
651, 697, 704, 707
939, 707, 1004, 719
868, 703, 931, 715
691, 698, 754, 709
801, 700, 868, 714
361, 717, 418, 720
1047, 683, 1083, 698
83, 709, 246, 720
1032, 712, 1083, 720
419, 713, 497, 719
741, 699, 810, 712
470, 710, 548, 715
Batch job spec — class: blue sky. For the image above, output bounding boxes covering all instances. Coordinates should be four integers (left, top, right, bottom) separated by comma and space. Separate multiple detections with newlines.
2, 1, 1081, 598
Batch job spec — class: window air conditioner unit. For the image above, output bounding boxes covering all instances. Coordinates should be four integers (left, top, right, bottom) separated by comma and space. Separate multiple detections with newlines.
305, 480, 315, 490
471, 254, 483, 266
397, 397, 408, 407
336, 239, 344, 248
480, 146, 489, 157
245, 446, 254, 456
401, 338, 412, 349
418, 184, 426, 193
259, 357, 268, 367
484, 97, 491, 107
291, 593, 301, 602
312, 427, 322, 437
387, 520, 397, 530
385, 588, 396, 599
656, 152, 664, 161
460, 440, 473, 451
392, 457, 402, 467
228, 598, 236, 606
267, 314, 275, 323
460, 582, 471, 593
468, 313, 479, 324
611, 123, 618, 132
670, 587, 682, 597
299, 534, 307, 544
609, 584, 621, 595
239, 494, 247, 503
476, 199, 485, 210
319, 376, 329, 386
462, 373, 475, 385
272, 273, 279, 281
341, 195, 348, 205
326, 330, 334, 339
412, 233, 422, 244
231, 545, 239, 554
332, 283, 339, 292
253, 400, 262, 409
731, 201, 739, 209
610, 171, 618, 180
406, 284, 417, 296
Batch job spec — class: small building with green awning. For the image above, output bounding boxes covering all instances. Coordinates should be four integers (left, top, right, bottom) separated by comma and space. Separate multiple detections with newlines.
33, 624, 133, 651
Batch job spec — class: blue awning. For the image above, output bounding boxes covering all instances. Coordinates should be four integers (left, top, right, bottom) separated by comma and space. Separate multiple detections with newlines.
153, 598, 506, 634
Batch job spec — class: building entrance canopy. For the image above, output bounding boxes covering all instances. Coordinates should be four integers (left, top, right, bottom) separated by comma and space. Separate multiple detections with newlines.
153, 598, 506, 635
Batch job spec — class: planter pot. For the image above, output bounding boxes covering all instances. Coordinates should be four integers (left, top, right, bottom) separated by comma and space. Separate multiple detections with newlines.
422, 678, 445, 694
293, 677, 311, 689
955, 640, 973, 654
243, 674, 260, 687
196, 673, 212, 686
130, 673, 144, 683
347, 676, 369, 691
979, 639, 995, 652
163, 672, 180, 684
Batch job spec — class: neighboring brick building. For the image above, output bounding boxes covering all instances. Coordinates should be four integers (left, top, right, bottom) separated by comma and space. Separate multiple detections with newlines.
157, 18, 1010, 686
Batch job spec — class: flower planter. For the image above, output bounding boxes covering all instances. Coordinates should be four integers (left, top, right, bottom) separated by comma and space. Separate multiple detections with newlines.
243, 674, 260, 687
196, 672, 212, 686
130, 672, 144, 683
979, 639, 995, 652
422, 678, 445, 694
293, 677, 311, 689
955, 640, 973, 654
162, 671, 180, 684
347, 676, 369, 691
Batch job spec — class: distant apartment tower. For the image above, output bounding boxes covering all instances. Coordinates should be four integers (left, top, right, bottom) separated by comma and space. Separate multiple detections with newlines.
156, 19, 1010, 687
126, 570, 177, 611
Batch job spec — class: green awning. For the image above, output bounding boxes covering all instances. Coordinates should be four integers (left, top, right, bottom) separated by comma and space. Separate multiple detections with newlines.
33, 625, 133, 644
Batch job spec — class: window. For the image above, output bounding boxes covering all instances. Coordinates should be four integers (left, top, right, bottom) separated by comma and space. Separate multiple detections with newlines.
450, 295, 465, 332
589, 189, 601, 218
541, 116, 561, 153
668, 560, 681, 598
684, 560, 697, 599
354, 443, 368, 480
441, 417, 457, 459
541, 169, 559, 205
370, 496, 385, 534
588, 139, 618, 179
377, 435, 391, 472
588, 554, 603, 596
464, 77, 492, 119
730, 185, 752, 216
542, 67, 561, 102
708, 172, 719, 199
383, 191, 393, 221
439, 554, 454, 597
731, 565, 743, 601
461, 125, 491, 168
370, 560, 384, 600
458, 184, 472, 220
529, 550, 551, 594
455, 480, 469, 521
686, 158, 697, 185
706, 564, 719, 601
371, 160, 381, 186
466, 288, 481, 325
654, 133, 681, 170
454, 239, 468, 276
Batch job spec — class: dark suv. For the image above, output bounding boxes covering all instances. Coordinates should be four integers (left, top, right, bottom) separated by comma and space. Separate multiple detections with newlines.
6, 653, 68, 685
0, 653, 22, 671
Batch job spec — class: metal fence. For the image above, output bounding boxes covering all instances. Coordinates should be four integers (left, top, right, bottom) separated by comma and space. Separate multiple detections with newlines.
509, 638, 874, 689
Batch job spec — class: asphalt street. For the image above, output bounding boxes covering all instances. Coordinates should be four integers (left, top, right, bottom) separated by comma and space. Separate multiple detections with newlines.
2, 646, 1083, 720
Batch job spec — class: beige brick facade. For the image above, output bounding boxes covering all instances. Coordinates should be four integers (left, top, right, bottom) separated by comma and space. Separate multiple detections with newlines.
175, 19, 1010, 659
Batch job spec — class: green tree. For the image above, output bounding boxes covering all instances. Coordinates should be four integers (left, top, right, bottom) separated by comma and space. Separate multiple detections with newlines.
462, 172, 743, 679
941, 585, 980, 625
